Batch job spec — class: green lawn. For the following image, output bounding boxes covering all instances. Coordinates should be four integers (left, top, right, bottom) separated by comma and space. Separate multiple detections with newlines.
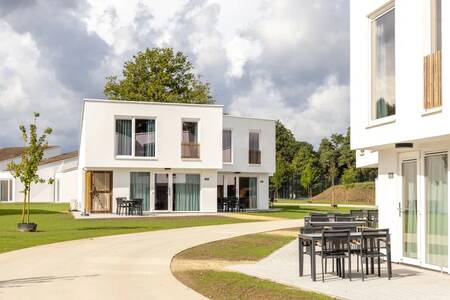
176, 270, 331, 300
175, 229, 297, 261
173, 229, 332, 300
243, 204, 356, 219
0, 203, 256, 254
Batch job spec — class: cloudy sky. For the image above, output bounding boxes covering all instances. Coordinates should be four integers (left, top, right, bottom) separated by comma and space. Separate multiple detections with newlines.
0, 0, 349, 151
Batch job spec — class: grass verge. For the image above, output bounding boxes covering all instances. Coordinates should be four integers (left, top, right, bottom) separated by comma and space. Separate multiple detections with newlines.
0, 203, 256, 254
172, 229, 334, 300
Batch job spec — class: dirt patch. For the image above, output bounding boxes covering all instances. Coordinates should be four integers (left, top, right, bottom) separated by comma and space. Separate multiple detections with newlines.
225, 213, 283, 221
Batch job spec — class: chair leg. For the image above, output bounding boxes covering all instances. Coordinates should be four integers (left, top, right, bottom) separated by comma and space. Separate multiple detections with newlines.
332, 258, 335, 273
325, 258, 328, 273
361, 256, 365, 281
322, 257, 325, 282
357, 254, 359, 272
342, 258, 345, 279
378, 256, 381, 277
348, 255, 352, 281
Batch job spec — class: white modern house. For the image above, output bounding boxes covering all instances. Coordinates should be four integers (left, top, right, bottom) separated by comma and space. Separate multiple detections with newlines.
351, 0, 449, 271
1, 99, 276, 214
77, 99, 275, 214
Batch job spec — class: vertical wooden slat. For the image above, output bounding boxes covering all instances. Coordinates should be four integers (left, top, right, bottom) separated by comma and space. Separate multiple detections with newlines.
424, 50, 442, 109
85, 171, 92, 213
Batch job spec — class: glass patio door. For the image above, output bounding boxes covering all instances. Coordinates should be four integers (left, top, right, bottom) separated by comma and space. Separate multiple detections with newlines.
425, 153, 448, 268
155, 173, 169, 211
130, 172, 150, 211
402, 160, 418, 259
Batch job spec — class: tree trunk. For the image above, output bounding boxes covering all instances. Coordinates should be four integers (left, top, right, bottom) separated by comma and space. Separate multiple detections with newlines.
331, 176, 335, 205
27, 188, 31, 224
21, 189, 27, 224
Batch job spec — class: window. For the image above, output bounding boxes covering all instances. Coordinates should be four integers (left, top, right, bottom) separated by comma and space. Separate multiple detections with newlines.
239, 177, 258, 209
181, 121, 199, 158
431, 0, 441, 53
115, 118, 156, 157
115, 119, 132, 155
135, 119, 155, 157
249, 131, 261, 164
172, 174, 200, 211
0, 179, 12, 201
371, 6, 395, 120
223, 129, 232, 163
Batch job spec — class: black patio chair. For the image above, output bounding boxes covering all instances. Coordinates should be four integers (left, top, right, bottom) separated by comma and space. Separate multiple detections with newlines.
237, 198, 246, 212
335, 215, 356, 222
357, 228, 392, 281
367, 210, 379, 228
310, 214, 329, 222
350, 210, 365, 220
228, 197, 238, 212
131, 198, 143, 215
217, 197, 224, 212
319, 229, 352, 282
116, 197, 128, 215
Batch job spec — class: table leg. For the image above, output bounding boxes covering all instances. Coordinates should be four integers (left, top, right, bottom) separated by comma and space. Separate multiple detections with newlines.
311, 240, 316, 281
299, 237, 304, 276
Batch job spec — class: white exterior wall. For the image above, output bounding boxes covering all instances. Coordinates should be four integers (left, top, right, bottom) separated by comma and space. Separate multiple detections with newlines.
222, 116, 276, 175
79, 100, 223, 170
350, 0, 450, 151
351, 0, 450, 271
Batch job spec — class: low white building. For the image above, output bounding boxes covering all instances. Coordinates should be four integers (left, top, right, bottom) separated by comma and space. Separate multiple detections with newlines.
351, 0, 449, 271
1, 99, 276, 214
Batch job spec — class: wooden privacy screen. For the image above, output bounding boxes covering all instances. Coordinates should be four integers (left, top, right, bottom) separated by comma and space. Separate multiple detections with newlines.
84, 171, 92, 212
424, 50, 442, 109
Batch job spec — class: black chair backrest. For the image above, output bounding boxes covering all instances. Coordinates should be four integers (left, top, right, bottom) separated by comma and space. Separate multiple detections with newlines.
116, 197, 126, 204
300, 226, 324, 234
368, 210, 378, 221
310, 214, 329, 222
330, 225, 357, 232
335, 215, 356, 222
322, 230, 351, 252
350, 210, 364, 219
361, 228, 388, 238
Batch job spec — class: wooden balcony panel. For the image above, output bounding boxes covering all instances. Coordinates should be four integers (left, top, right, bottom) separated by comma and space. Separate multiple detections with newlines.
424, 50, 442, 109
181, 143, 200, 159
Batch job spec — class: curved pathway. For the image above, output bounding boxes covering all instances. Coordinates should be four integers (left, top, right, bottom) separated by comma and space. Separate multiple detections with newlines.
0, 219, 303, 300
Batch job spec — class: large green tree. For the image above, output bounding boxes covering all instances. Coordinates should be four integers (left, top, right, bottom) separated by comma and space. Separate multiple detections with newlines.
104, 48, 214, 104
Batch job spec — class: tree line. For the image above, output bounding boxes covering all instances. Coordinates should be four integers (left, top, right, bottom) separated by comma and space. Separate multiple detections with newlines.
270, 121, 377, 199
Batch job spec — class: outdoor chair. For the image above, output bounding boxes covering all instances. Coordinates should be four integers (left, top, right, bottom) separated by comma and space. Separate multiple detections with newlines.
228, 197, 238, 212
217, 197, 224, 212
319, 229, 352, 282
116, 197, 128, 215
357, 228, 392, 281
350, 210, 365, 220
237, 198, 246, 212
367, 210, 379, 228
335, 215, 356, 222
131, 198, 143, 215
310, 214, 329, 222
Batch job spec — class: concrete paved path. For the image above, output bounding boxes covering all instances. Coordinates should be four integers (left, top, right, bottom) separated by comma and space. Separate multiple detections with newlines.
230, 240, 450, 300
0, 219, 302, 300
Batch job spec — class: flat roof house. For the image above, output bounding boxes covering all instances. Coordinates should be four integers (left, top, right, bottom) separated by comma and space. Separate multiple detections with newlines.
351, 0, 449, 271
77, 99, 275, 214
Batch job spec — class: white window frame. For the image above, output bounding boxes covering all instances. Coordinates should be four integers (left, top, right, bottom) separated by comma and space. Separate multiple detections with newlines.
115, 116, 157, 160
367, 1, 396, 125
222, 128, 233, 164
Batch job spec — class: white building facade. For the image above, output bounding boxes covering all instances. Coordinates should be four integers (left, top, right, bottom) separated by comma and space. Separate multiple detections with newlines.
351, 0, 449, 271
77, 99, 275, 214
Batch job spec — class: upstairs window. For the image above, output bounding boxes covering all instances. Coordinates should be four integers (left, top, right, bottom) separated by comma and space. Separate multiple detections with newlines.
371, 5, 396, 120
181, 121, 199, 158
135, 119, 155, 157
115, 118, 156, 157
223, 129, 232, 163
116, 119, 132, 156
249, 131, 261, 164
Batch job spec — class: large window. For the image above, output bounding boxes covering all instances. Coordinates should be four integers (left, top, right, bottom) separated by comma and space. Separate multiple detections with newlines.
115, 118, 155, 157
223, 130, 232, 163
135, 119, 155, 157
425, 153, 448, 268
239, 177, 257, 209
130, 172, 150, 211
0, 179, 12, 201
249, 131, 261, 164
431, 0, 441, 53
181, 121, 199, 158
371, 7, 396, 120
115, 119, 132, 155
173, 174, 200, 211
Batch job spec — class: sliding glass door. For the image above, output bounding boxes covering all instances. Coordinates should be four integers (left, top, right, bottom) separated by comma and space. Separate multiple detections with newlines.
172, 174, 200, 211
425, 153, 448, 268
130, 172, 150, 211
239, 177, 258, 209
402, 160, 418, 259
155, 173, 169, 210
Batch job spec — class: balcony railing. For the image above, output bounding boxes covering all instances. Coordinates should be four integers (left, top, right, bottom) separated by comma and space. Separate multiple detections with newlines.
181, 143, 200, 159
424, 50, 442, 109
248, 149, 261, 164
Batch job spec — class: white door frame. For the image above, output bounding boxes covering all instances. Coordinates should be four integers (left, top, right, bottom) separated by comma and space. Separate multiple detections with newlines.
398, 151, 421, 266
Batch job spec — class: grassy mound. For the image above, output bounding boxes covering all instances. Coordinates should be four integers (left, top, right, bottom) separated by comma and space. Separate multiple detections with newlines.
311, 181, 375, 205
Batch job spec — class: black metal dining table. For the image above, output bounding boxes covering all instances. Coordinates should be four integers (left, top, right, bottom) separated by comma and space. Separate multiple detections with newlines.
298, 231, 391, 281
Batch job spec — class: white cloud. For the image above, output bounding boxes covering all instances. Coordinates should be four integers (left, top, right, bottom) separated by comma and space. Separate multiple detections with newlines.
225, 36, 262, 78
229, 74, 349, 146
